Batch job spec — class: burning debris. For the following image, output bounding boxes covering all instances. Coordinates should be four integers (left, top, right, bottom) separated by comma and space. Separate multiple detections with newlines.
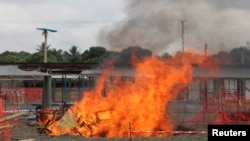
36, 54, 214, 138
37, 107, 111, 137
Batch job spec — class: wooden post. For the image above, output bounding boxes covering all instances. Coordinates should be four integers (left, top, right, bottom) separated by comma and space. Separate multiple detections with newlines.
129, 122, 133, 141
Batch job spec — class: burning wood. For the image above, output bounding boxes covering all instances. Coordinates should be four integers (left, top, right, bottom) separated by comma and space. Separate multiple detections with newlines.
36, 108, 111, 137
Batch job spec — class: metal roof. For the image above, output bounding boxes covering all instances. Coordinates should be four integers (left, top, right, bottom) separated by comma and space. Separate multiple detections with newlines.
82, 65, 250, 79
192, 66, 250, 78
0, 65, 48, 80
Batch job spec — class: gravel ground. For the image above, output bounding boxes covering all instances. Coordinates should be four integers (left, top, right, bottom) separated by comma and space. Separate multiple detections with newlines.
5, 117, 207, 141
0, 102, 208, 141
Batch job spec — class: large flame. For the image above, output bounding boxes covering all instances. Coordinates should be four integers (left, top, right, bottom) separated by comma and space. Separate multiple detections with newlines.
41, 53, 214, 138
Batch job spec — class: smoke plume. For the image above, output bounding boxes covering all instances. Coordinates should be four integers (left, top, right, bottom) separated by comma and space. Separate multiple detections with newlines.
97, 0, 250, 55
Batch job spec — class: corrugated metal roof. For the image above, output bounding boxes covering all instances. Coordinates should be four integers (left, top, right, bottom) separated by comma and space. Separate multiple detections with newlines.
0, 65, 48, 80
82, 66, 250, 79
0, 65, 48, 76
81, 69, 146, 77
192, 67, 250, 78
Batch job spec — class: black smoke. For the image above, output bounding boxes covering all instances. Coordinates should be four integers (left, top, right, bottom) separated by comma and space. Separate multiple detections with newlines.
98, 0, 250, 55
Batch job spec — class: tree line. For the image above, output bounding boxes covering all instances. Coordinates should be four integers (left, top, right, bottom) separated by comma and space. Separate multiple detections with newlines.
0, 44, 153, 65
0, 43, 250, 65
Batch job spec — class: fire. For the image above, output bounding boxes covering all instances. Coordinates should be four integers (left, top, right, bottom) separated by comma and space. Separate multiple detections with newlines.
38, 53, 213, 138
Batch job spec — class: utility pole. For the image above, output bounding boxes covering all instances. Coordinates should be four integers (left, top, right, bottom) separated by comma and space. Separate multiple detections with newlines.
37, 28, 57, 63
205, 43, 208, 56
241, 51, 244, 65
36, 28, 57, 108
43, 30, 48, 62
181, 20, 186, 53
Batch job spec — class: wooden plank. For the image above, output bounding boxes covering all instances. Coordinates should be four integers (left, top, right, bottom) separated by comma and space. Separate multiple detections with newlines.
0, 111, 28, 123
18, 139, 36, 141
0, 125, 13, 131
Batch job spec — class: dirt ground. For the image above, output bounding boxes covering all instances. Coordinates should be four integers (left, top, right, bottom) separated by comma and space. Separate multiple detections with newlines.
0, 101, 208, 141
6, 118, 207, 141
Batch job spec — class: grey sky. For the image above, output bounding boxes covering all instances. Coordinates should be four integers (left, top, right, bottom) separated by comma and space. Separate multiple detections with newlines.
0, 0, 125, 53
0, 0, 250, 55
210, 0, 250, 9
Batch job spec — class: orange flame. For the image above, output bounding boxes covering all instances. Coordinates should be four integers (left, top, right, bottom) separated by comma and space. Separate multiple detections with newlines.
43, 53, 216, 138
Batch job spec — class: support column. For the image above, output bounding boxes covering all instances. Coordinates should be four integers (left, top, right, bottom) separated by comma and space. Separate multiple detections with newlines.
43, 75, 51, 108
62, 75, 67, 103
204, 79, 208, 110
237, 78, 246, 100
241, 78, 245, 100
90, 76, 95, 89
52, 78, 56, 102
215, 78, 223, 111
68, 78, 71, 102
78, 75, 84, 100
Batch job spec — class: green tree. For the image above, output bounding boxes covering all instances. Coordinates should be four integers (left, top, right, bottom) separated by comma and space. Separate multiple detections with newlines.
17, 51, 31, 62
49, 48, 64, 62
81, 46, 108, 63
25, 52, 43, 62
3, 54, 17, 62
64, 45, 81, 62
115, 46, 152, 65
0, 51, 30, 62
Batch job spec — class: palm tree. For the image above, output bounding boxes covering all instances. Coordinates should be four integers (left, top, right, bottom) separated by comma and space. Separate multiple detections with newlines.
64, 45, 81, 62
36, 42, 51, 53
50, 48, 64, 62
36, 42, 53, 62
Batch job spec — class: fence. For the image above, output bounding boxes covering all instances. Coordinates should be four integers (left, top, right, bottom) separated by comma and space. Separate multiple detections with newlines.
0, 88, 42, 104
